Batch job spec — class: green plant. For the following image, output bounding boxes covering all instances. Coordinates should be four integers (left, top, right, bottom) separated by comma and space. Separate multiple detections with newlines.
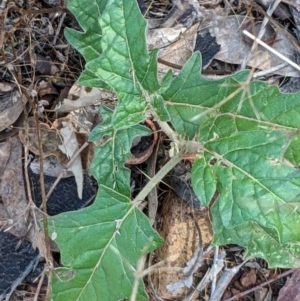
47, 0, 300, 300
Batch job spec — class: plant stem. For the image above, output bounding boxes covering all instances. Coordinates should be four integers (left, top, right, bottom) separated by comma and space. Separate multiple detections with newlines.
133, 154, 182, 205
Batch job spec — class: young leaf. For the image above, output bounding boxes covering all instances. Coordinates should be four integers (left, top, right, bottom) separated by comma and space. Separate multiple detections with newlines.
153, 95, 170, 121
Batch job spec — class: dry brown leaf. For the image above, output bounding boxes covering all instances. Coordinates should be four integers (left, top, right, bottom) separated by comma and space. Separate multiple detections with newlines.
199, 14, 300, 77
38, 81, 59, 99
278, 269, 300, 301
0, 136, 28, 236
158, 23, 199, 69
19, 117, 69, 165
58, 82, 115, 113
54, 119, 83, 199
0, 83, 27, 132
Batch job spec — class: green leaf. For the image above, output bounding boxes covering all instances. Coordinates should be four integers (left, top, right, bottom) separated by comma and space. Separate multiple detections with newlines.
65, 0, 109, 89
53, 0, 300, 300
163, 51, 300, 166
89, 106, 114, 141
51, 0, 165, 299
49, 185, 162, 301
192, 130, 300, 267
162, 52, 249, 139
165, 60, 300, 164
49, 106, 161, 300
198, 77, 300, 165
78, 68, 110, 89
153, 95, 170, 121
167, 51, 300, 267
82, 0, 160, 129
65, 0, 107, 61
90, 107, 151, 194
191, 154, 216, 205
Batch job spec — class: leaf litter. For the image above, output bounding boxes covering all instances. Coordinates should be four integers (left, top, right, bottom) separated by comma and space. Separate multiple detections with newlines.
1, 0, 300, 300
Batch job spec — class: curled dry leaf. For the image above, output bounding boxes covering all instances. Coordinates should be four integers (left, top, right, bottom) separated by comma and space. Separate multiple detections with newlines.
38, 81, 59, 99
126, 118, 158, 165
0, 103, 31, 142
53, 118, 83, 199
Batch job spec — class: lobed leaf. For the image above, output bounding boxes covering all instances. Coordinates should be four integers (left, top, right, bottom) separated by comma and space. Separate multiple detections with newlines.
49, 106, 162, 300
50, 0, 165, 297
50, 2, 300, 301
165, 51, 300, 267
65, 0, 109, 88
89, 106, 151, 195
49, 185, 162, 301
161, 52, 249, 139
65, 0, 108, 61
192, 129, 300, 267
82, 0, 160, 129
